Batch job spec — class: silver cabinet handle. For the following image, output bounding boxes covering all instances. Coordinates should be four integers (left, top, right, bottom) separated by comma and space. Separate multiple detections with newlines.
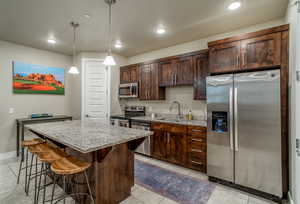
191, 129, 206, 133
234, 87, 239, 151
191, 149, 203, 153
191, 139, 203, 142
191, 161, 203, 165
229, 87, 234, 151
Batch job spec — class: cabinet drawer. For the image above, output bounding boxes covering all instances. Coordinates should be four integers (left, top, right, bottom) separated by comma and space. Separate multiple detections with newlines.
190, 141, 206, 153
189, 137, 206, 143
189, 150, 206, 161
187, 158, 206, 172
188, 126, 206, 139
151, 123, 166, 130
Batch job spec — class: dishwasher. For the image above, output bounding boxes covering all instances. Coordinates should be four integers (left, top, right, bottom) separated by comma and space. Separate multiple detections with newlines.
131, 120, 151, 156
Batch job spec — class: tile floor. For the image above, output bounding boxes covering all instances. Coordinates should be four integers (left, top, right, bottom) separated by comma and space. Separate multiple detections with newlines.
0, 154, 286, 204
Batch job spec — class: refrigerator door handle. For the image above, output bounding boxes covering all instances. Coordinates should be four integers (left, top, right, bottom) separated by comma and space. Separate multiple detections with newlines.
229, 87, 234, 151
234, 87, 239, 151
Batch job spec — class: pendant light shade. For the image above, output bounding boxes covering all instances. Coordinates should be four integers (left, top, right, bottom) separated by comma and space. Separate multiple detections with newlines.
69, 22, 80, 74
103, 55, 116, 66
69, 66, 80, 74
103, 0, 116, 66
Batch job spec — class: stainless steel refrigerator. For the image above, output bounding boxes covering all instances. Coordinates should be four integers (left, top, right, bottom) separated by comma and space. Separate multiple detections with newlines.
206, 69, 282, 197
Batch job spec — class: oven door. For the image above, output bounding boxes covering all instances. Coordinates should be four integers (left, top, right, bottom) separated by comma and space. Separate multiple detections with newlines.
119, 83, 138, 98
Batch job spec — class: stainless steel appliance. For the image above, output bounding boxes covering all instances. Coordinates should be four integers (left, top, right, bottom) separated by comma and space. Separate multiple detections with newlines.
110, 106, 146, 128
119, 83, 138, 98
206, 70, 282, 197
131, 120, 151, 156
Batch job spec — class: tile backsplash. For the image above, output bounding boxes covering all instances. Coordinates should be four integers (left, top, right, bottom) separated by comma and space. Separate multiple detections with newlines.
120, 86, 207, 118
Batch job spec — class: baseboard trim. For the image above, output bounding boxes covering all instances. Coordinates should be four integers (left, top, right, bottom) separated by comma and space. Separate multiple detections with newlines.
289, 191, 295, 204
0, 151, 16, 160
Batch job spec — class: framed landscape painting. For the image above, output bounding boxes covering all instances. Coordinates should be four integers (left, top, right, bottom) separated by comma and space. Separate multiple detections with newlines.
13, 61, 65, 95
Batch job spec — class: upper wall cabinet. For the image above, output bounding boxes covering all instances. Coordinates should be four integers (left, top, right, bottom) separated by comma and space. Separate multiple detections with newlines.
240, 33, 281, 70
120, 64, 138, 84
209, 41, 241, 74
159, 56, 194, 87
208, 24, 289, 74
174, 56, 194, 86
193, 53, 208, 100
139, 63, 165, 101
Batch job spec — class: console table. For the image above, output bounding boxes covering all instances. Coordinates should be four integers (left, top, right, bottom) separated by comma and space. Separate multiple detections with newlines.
16, 115, 72, 159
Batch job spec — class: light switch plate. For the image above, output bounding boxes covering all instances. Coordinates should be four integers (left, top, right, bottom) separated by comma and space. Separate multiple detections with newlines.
9, 108, 14, 114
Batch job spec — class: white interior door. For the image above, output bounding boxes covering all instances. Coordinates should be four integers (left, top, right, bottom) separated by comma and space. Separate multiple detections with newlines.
82, 59, 109, 120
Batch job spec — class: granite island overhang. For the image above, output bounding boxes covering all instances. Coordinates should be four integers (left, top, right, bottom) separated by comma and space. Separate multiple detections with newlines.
26, 120, 153, 204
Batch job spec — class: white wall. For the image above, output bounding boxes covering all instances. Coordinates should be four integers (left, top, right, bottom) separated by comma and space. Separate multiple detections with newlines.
0, 40, 72, 153
125, 18, 286, 117
285, 0, 298, 203
71, 52, 128, 119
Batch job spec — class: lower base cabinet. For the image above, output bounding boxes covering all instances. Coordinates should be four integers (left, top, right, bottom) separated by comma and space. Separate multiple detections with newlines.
150, 122, 207, 173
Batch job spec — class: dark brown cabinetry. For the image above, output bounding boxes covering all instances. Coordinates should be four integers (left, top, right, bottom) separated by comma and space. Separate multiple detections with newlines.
241, 33, 281, 70
159, 56, 194, 87
193, 53, 208, 100
139, 63, 165, 100
120, 65, 138, 84
209, 41, 241, 74
208, 24, 288, 74
187, 126, 207, 172
151, 123, 187, 165
151, 122, 207, 173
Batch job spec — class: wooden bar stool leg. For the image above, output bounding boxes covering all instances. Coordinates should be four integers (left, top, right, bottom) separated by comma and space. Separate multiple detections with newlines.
84, 171, 94, 204
26, 153, 34, 194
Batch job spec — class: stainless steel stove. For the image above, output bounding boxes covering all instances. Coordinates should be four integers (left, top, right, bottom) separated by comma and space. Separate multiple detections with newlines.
110, 106, 146, 128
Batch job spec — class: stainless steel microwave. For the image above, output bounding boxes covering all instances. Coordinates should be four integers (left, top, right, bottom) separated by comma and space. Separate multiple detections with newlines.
119, 83, 138, 98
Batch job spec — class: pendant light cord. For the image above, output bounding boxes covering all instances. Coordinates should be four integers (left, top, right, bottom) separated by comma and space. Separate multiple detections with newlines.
108, 2, 112, 55
73, 24, 77, 65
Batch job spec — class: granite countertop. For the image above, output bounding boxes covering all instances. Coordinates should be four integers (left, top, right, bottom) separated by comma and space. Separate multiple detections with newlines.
131, 116, 207, 127
25, 120, 153, 153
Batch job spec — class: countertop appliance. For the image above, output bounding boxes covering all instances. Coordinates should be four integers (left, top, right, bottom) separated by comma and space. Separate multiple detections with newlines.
206, 70, 282, 198
119, 83, 138, 98
131, 120, 151, 156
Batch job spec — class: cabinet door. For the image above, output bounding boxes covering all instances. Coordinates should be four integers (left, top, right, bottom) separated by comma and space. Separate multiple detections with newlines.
130, 66, 138, 83
193, 54, 208, 100
175, 56, 194, 86
241, 33, 281, 70
151, 123, 167, 159
120, 69, 131, 84
209, 41, 241, 74
159, 61, 175, 87
139, 64, 151, 100
166, 125, 187, 165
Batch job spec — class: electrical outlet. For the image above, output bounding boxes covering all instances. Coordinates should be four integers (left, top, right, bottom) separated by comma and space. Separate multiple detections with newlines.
9, 108, 14, 114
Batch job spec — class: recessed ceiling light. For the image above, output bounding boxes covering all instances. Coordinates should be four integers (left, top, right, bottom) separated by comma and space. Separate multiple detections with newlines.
84, 14, 91, 19
156, 28, 166, 35
115, 42, 123, 49
228, 1, 241, 10
47, 38, 56, 44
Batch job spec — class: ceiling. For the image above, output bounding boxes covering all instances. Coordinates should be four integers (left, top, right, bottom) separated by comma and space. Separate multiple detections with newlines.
0, 0, 288, 57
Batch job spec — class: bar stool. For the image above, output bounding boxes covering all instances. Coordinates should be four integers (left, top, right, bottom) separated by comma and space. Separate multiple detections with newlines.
25, 142, 57, 203
17, 138, 45, 194
34, 146, 69, 204
50, 156, 94, 204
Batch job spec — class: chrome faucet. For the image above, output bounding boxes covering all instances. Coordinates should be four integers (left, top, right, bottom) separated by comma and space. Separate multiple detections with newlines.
169, 101, 183, 119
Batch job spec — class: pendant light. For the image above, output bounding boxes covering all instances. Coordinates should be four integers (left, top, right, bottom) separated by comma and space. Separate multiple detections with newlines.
103, 0, 116, 66
69, 22, 80, 74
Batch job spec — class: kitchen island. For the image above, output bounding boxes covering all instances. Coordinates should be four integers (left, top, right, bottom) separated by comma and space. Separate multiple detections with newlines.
26, 120, 153, 204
